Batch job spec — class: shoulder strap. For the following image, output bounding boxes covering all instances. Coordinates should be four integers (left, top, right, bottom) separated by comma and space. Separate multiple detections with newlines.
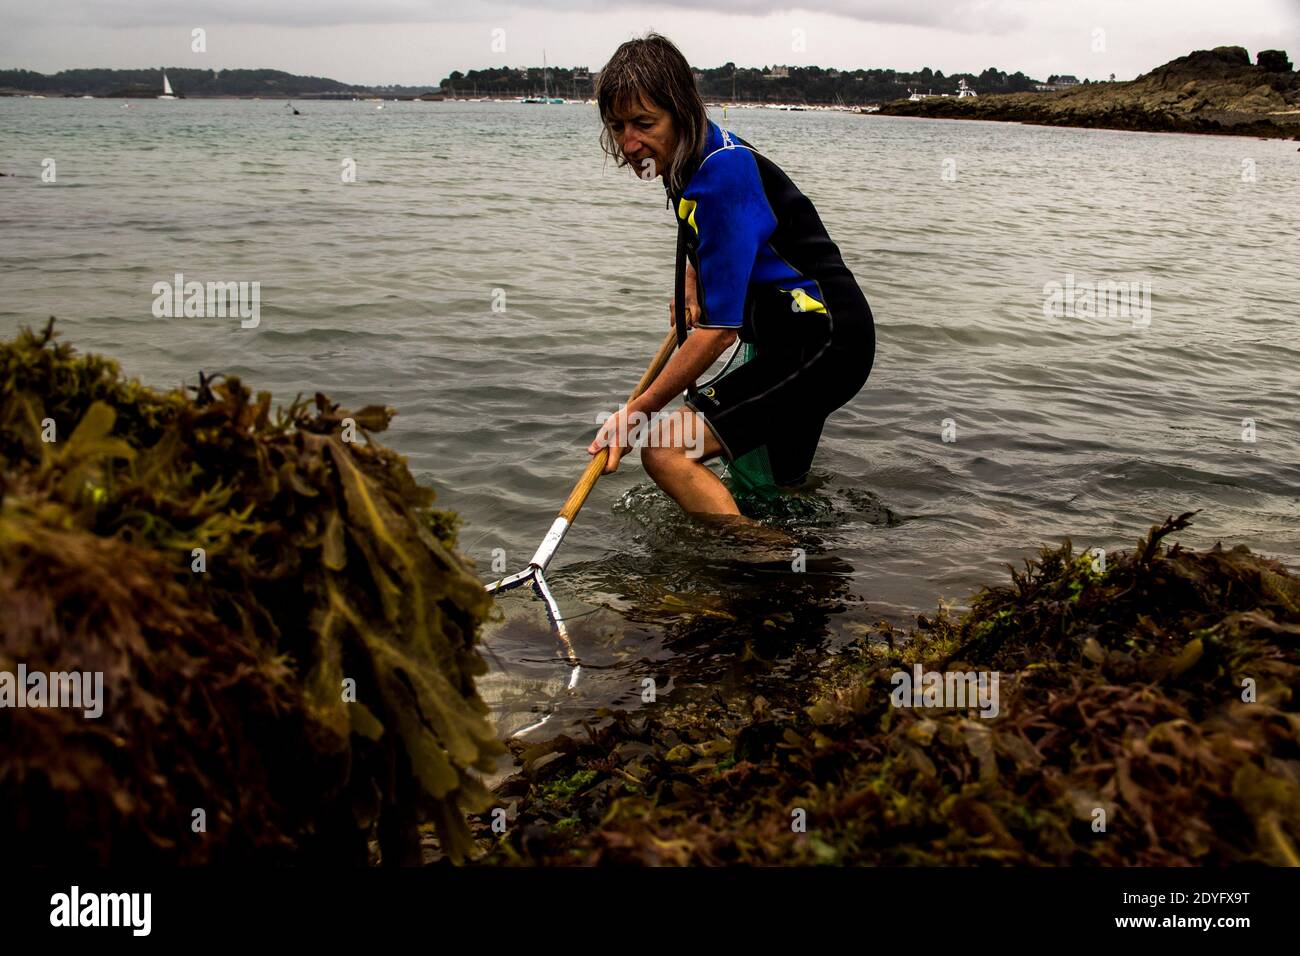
673, 214, 697, 402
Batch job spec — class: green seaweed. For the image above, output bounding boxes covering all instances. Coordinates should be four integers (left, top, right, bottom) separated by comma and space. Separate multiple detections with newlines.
0, 321, 503, 864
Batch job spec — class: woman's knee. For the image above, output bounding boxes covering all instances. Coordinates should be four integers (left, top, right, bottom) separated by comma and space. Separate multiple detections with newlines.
640, 442, 680, 479
641, 408, 720, 478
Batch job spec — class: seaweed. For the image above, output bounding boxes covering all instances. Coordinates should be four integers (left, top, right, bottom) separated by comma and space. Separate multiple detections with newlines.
481, 513, 1300, 865
0, 321, 504, 864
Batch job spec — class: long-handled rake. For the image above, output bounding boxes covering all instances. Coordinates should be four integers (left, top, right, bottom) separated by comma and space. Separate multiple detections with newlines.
484, 328, 680, 729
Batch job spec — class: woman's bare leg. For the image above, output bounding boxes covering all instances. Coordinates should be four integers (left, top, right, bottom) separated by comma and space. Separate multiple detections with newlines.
639, 408, 740, 516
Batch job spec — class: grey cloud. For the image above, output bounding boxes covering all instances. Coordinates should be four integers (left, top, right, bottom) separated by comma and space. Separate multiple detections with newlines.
0, 0, 1027, 32
0, 0, 491, 29
615, 0, 1028, 32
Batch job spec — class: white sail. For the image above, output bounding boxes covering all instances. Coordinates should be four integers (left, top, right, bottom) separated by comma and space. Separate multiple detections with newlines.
160, 72, 175, 98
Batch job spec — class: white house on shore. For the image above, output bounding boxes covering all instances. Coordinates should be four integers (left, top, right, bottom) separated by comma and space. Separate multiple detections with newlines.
1036, 74, 1082, 91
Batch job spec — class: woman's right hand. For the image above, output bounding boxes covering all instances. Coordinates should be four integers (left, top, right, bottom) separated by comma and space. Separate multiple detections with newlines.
669, 261, 701, 330
668, 296, 699, 331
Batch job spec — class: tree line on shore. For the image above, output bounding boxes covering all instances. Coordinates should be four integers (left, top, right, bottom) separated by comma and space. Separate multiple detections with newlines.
442, 62, 1046, 103
0, 67, 437, 98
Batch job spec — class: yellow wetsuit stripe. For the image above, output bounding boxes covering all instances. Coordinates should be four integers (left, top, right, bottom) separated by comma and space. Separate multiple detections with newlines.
780, 287, 827, 313
677, 198, 698, 235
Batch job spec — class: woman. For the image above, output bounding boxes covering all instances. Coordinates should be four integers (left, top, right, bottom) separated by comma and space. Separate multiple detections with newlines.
587, 34, 875, 517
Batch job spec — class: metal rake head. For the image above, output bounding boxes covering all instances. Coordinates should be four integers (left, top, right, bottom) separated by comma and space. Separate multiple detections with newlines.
484, 560, 579, 738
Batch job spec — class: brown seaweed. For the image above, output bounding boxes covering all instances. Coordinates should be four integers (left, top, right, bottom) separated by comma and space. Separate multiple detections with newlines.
0, 321, 504, 864
480, 513, 1300, 865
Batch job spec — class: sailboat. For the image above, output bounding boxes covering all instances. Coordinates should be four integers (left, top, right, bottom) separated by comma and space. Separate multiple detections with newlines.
522, 51, 566, 104
545, 50, 566, 104
159, 70, 177, 100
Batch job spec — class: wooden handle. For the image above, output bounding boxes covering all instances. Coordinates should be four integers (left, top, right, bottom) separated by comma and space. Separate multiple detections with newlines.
558, 328, 680, 523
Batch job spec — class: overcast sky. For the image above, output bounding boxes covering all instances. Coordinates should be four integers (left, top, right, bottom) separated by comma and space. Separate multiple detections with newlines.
2, 0, 1297, 86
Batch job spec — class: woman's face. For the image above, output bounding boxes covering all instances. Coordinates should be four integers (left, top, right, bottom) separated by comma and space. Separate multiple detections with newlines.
606, 95, 677, 181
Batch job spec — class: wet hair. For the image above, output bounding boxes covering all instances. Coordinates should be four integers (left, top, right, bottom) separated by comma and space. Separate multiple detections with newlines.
595, 33, 709, 195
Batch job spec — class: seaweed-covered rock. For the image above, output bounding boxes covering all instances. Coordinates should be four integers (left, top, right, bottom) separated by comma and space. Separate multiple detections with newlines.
483, 513, 1300, 865
0, 321, 504, 864
877, 46, 1300, 138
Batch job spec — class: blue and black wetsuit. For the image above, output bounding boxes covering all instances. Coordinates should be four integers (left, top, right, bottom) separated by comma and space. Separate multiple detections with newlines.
665, 118, 875, 487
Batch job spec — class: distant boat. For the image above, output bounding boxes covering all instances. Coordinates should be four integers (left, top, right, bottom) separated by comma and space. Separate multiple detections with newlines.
957, 78, 978, 99
159, 71, 176, 100
523, 49, 566, 104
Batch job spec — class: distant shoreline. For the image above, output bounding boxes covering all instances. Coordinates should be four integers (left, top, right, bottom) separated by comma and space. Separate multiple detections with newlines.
7, 45, 1298, 143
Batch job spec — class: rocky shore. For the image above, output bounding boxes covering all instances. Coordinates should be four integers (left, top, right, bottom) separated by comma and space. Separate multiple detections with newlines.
877, 47, 1300, 140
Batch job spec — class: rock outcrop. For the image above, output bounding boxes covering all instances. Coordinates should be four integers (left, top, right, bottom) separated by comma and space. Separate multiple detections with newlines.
878, 46, 1300, 138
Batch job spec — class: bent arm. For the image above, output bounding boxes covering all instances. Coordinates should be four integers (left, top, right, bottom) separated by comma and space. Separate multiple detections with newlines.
632, 327, 737, 416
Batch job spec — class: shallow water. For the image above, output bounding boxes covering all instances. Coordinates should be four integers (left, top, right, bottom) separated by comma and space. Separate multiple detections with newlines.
3, 98, 1297, 749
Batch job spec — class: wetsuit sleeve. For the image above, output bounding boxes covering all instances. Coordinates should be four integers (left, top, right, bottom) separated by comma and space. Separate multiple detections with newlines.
682, 148, 778, 329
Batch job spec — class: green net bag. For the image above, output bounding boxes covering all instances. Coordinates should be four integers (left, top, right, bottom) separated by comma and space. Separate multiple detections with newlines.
716, 342, 784, 501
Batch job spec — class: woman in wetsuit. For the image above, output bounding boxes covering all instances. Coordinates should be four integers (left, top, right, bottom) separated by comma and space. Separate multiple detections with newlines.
587, 33, 875, 517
